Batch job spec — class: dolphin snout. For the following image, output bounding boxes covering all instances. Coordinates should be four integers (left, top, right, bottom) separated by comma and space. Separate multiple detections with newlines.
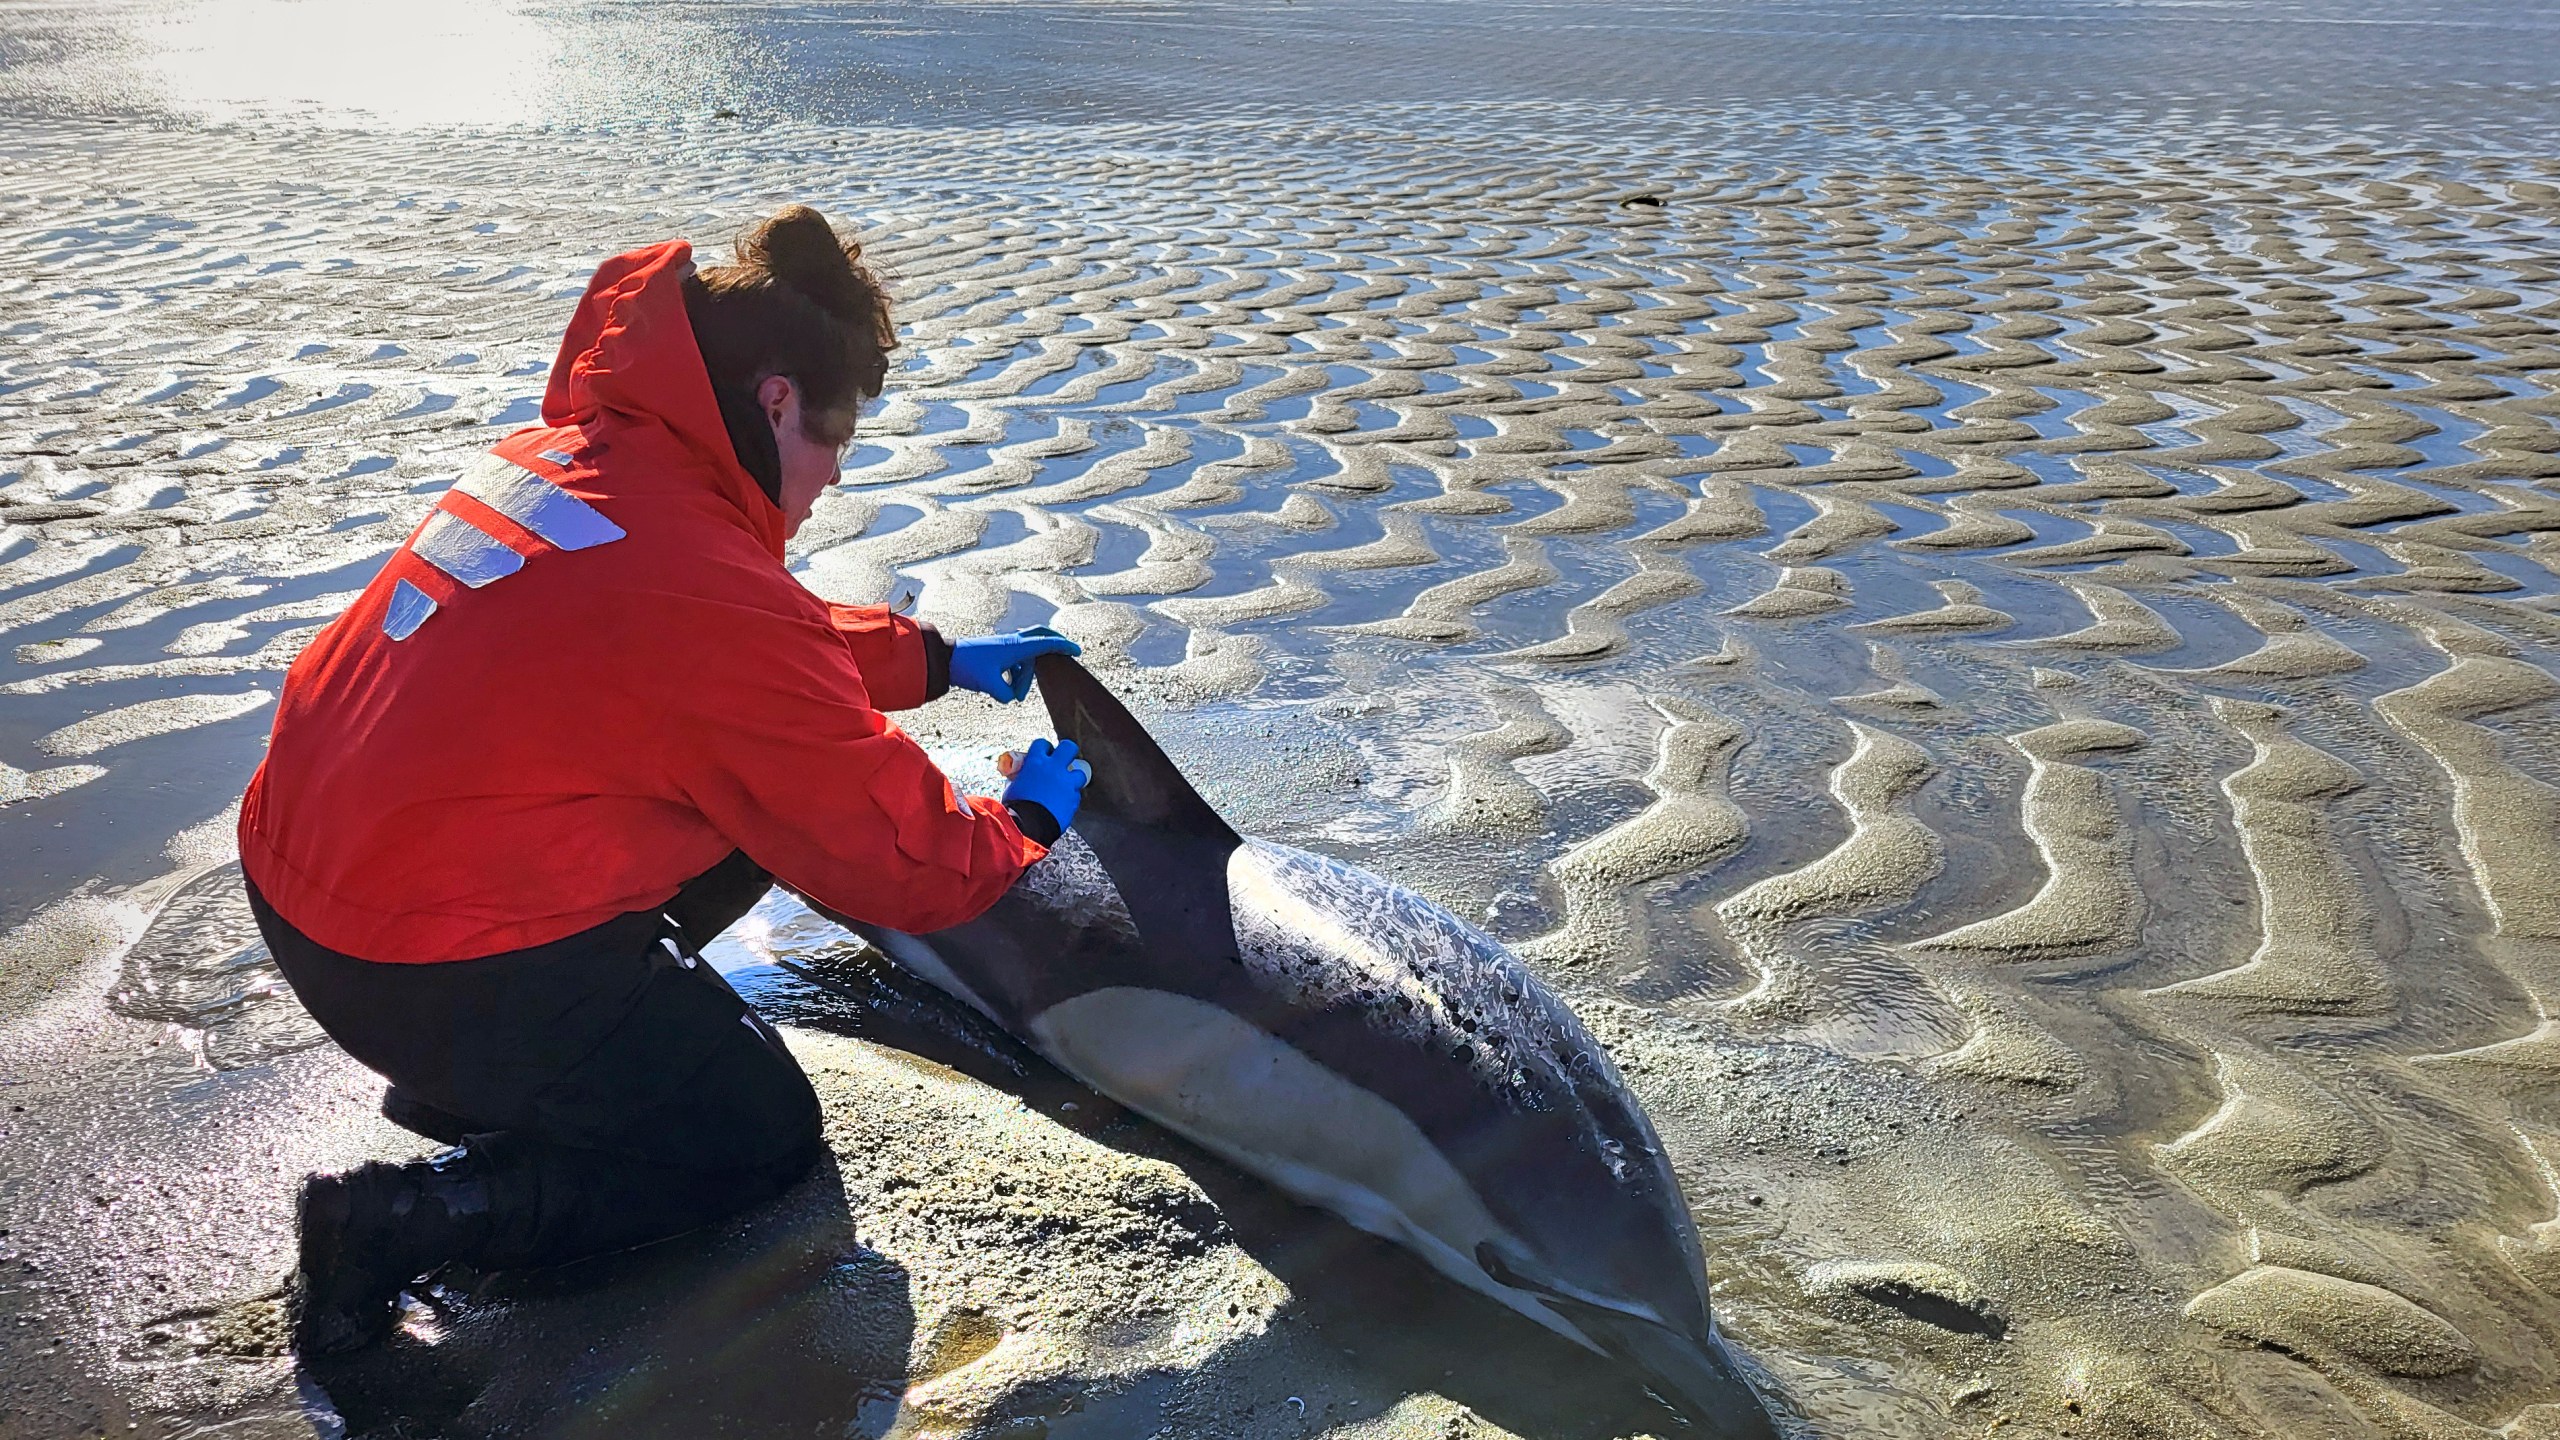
1578, 1312, 1783, 1440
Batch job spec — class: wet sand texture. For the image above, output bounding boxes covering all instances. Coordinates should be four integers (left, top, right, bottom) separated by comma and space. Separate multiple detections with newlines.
5, 2, 2560, 1433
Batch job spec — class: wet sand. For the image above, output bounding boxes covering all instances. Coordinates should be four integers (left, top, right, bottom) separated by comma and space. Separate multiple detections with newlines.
4, 1, 2560, 1436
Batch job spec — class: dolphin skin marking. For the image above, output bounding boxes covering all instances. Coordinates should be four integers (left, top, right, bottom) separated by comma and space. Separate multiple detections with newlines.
841, 657, 1778, 1433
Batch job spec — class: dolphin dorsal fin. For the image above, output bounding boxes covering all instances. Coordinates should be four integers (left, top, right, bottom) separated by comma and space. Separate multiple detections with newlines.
1034, 654, 1240, 847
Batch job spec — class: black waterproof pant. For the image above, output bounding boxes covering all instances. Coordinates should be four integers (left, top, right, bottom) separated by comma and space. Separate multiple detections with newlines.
247, 851, 823, 1270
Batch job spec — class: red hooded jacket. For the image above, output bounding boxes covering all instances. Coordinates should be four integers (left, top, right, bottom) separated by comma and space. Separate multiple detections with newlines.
239, 240, 1044, 964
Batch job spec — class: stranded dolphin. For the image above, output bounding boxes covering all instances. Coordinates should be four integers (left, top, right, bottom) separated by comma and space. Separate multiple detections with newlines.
831, 656, 1779, 1434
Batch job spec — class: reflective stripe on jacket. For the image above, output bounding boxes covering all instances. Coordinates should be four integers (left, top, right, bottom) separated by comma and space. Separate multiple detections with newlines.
239, 239, 1044, 963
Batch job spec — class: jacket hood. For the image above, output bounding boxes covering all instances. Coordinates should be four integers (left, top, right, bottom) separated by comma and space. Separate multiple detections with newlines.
538, 239, 787, 558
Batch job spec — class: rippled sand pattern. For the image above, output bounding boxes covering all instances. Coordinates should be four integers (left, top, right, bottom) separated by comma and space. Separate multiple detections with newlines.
5, 90, 2560, 1435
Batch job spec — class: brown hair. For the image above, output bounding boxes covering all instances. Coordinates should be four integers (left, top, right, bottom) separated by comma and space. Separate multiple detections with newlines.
683, 204, 896, 501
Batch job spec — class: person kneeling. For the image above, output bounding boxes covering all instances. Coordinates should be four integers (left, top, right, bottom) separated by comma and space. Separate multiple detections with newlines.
239, 205, 1091, 1353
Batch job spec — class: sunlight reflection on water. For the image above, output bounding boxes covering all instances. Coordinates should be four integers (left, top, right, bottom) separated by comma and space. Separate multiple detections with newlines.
93, 0, 761, 126
148, 0, 559, 125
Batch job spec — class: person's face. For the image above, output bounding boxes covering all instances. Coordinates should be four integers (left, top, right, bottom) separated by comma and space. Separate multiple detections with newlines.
756, 373, 857, 539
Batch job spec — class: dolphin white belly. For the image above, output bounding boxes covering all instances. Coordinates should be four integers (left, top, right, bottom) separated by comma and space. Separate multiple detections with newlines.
1027, 985, 1595, 1350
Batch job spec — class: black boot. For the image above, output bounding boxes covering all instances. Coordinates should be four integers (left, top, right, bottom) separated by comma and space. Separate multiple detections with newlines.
291, 1146, 500, 1356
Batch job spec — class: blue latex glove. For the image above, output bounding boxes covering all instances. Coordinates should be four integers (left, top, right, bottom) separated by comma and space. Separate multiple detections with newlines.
1002, 737, 1093, 834
949, 626, 1083, 703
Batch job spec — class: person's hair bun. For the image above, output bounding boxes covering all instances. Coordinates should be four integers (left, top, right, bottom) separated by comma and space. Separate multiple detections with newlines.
736, 204, 870, 323
692, 202, 897, 395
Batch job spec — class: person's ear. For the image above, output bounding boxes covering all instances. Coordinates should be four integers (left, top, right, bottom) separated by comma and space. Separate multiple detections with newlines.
756, 373, 795, 427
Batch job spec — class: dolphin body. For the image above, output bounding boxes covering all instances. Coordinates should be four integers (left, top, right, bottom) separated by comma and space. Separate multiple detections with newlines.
840, 657, 1778, 1434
